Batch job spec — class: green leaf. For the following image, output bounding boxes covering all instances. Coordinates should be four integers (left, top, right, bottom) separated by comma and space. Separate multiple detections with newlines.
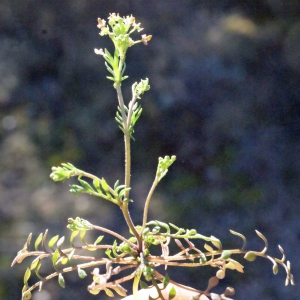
69, 184, 85, 194
70, 231, 79, 244
244, 251, 257, 262
140, 280, 149, 289
220, 250, 231, 260
93, 178, 101, 192
79, 230, 86, 242
101, 178, 109, 193
30, 258, 40, 270
156, 155, 176, 182
78, 267, 87, 278
105, 248, 114, 260
52, 249, 60, 267
78, 178, 95, 193
58, 273, 65, 288
163, 273, 170, 288
94, 235, 104, 245
48, 235, 59, 249
34, 233, 43, 251
168, 286, 176, 300
68, 249, 75, 265
35, 259, 43, 280
24, 268, 31, 285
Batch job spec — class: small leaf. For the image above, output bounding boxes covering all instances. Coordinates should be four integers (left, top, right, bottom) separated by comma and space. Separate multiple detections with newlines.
93, 178, 101, 193
58, 273, 65, 288
94, 235, 104, 245
24, 268, 31, 285
220, 250, 231, 259
78, 267, 87, 278
30, 258, 40, 270
210, 236, 222, 250
101, 177, 109, 193
35, 260, 43, 280
168, 286, 176, 300
70, 230, 79, 244
104, 288, 114, 297
163, 273, 170, 288
68, 249, 75, 264
34, 233, 43, 251
61, 257, 68, 265
78, 177, 95, 193
273, 263, 279, 275
57, 236, 65, 248
52, 249, 60, 266
48, 235, 59, 249
226, 260, 244, 273
139, 280, 149, 289
79, 230, 86, 243
204, 243, 214, 252
244, 251, 257, 262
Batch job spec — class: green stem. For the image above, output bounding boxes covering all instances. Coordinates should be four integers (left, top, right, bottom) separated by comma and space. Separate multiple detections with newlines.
115, 83, 140, 240
141, 179, 159, 233
151, 276, 166, 300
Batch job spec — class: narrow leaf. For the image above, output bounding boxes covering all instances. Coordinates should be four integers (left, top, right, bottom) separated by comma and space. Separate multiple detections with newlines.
104, 288, 114, 297
48, 235, 59, 249
24, 268, 31, 285
34, 233, 43, 251
58, 273, 65, 288
70, 230, 79, 244
52, 249, 60, 266
94, 235, 104, 245
163, 273, 170, 288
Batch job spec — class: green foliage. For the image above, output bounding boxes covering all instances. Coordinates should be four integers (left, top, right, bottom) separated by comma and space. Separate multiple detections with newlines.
11, 12, 294, 300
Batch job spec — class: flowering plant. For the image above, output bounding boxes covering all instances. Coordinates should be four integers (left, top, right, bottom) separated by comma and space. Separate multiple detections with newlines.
12, 13, 294, 300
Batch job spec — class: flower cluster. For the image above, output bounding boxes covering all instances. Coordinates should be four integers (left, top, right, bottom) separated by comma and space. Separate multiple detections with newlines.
94, 13, 152, 61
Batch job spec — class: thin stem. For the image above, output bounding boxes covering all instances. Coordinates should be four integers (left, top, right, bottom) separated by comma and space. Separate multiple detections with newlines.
141, 178, 159, 232
115, 83, 140, 240
154, 270, 203, 295
151, 276, 166, 300
92, 225, 137, 249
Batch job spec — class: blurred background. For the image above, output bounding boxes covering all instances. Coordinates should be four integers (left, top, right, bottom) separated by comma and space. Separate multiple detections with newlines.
0, 0, 299, 299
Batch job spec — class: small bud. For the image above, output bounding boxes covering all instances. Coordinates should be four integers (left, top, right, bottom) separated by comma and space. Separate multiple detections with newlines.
97, 18, 106, 29
94, 48, 105, 55
216, 269, 225, 279
141, 34, 152, 45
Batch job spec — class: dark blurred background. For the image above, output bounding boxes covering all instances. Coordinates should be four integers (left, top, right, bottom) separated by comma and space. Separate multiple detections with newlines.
0, 1, 299, 299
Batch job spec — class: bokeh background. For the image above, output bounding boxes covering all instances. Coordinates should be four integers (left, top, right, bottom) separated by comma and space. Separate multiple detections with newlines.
1, 1, 299, 299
